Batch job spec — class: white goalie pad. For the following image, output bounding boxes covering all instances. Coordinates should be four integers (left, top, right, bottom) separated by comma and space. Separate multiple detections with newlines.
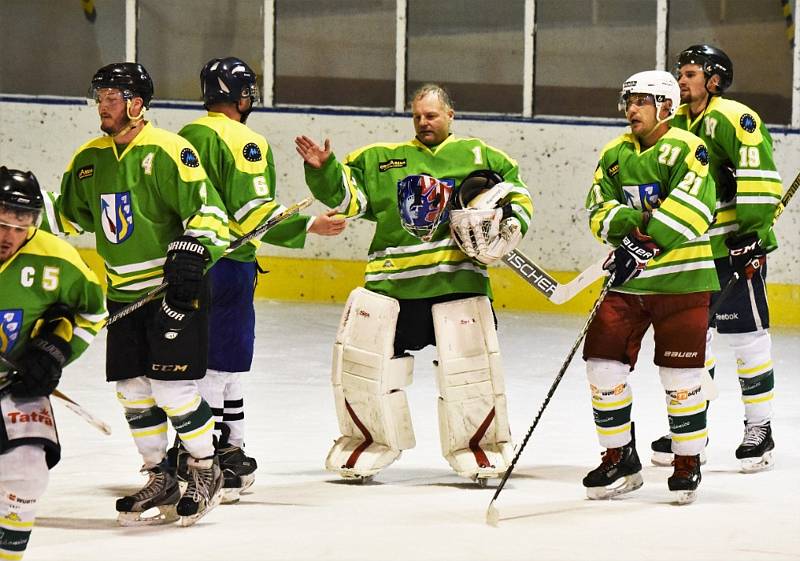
325, 287, 415, 479
432, 296, 513, 480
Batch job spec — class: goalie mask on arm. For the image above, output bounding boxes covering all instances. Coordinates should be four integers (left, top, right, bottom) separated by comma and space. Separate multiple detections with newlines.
449, 170, 522, 265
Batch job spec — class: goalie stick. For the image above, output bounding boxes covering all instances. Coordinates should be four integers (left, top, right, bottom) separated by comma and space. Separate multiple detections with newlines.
105, 196, 315, 326
0, 352, 112, 435
486, 275, 614, 526
502, 249, 607, 305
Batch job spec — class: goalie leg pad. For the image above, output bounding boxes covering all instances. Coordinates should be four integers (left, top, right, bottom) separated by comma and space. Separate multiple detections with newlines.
432, 296, 513, 480
325, 288, 415, 479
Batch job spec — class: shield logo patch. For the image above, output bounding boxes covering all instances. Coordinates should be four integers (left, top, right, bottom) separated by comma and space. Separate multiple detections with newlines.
100, 192, 134, 244
0, 309, 23, 354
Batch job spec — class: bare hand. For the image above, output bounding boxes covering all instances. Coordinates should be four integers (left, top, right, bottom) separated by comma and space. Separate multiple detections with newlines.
295, 135, 331, 169
308, 208, 347, 236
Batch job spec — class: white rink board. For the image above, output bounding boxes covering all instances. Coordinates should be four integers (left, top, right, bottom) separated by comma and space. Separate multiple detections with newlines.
23, 300, 800, 561
1, 100, 798, 284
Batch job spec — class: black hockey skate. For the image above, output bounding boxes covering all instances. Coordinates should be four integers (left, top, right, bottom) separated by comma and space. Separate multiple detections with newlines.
650, 434, 708, 467
219, 444, 258, 504
176, 455, 224, 527
735, 420, 774, 473
583, 440, 643, 500
667, 454, 701, 504
116, 460, 180, 526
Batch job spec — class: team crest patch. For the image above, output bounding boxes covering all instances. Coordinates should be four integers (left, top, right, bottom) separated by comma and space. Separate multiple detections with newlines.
695, 145, 709, 166
739, 113, 757, 133
243, 143, 262, 162
379, 158, 407, 172
0, 310, 23, 354
100, 192, 134, 244
180, 147, 200, 168
77, 165, 94, 180
623, 182, 661, 211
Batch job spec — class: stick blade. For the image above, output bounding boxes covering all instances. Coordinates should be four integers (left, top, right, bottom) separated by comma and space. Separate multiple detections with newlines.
486, 500, 500, 527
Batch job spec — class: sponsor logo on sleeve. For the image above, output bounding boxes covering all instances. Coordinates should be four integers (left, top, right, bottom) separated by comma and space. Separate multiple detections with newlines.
378, 158, 407, 172
0, 309, 23, 354
739, 113, 757, 133
77, 165, 95, 180
695, 144, 709, 166
180, 147, 200, 168
100, 192, 134, 244
243, 142, 262, 162
607, 162, 620, 177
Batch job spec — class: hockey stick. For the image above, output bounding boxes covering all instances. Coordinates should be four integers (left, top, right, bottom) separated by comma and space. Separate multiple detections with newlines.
105, 196, 315, 326
486, 275, 614, 527
502, 249, 607, 305
707, 169, 798, 323
0, 352, 112, 435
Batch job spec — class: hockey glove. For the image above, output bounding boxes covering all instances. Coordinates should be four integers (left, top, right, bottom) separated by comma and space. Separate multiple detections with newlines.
726, 233, 765, 280
10, 305, 74, 398
450, 207, 503, 261
163, 235, 209, 310
604, 228, 661, 288
475, 217, 522, 265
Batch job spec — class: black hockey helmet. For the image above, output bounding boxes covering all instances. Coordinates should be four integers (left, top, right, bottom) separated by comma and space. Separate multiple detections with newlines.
676, 45, 733, 93
0, 166, 44, 217
90, 62, 154, 107
200, 57, 261, 108
454, 169, 504, 209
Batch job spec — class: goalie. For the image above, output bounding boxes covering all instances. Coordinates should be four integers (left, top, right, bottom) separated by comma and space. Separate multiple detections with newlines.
295, 84, 533, 484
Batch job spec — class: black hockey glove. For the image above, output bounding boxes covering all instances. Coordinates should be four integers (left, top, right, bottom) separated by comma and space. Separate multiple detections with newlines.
10, 305, 74, 398
604, 228, 661, 288
163, 235, 209, 310
726, 233, 765, 280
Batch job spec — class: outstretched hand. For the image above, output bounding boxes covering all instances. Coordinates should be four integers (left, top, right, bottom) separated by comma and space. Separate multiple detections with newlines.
295, 136, 331, 169
309, 208, 347, 236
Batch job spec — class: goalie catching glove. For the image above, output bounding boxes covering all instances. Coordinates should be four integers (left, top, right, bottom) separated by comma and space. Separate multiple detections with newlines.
10, 304, 74, 398
156, 235, 209, 337
604, 228, 661, 287
450, 170, 522, 265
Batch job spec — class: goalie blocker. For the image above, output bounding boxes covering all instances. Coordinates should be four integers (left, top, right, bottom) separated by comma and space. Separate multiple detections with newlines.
326, 288, 513, 482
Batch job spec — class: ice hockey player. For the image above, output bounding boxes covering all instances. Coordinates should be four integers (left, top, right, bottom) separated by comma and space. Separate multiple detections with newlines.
45, 63, 230, 526
0, 167, 106, 560
178, 56, 345, 503
582, 71, 719, 504
650, 45, 782, 472
295, 83, 532, 485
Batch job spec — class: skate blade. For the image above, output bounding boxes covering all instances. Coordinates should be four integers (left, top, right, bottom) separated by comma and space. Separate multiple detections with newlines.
671, 489, 697, 505
117, 505, 178, 527
586, 472, 643, 500
740, 451, 774, 473
179, 487, 225, 527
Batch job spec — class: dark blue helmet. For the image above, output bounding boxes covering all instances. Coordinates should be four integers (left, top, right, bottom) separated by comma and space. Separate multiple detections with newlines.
0, 166, 44, 215
201, 57, 261, 108
397, 174, 454, 241
90, 62, 154, 107
677, 45, 733, 93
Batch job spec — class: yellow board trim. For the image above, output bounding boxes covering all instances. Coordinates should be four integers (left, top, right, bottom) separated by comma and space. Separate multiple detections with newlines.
75, 250, 800, 327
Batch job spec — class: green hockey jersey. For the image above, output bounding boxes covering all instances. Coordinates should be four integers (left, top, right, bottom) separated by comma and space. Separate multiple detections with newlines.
586, 127, 720, 295
672, 96, 782, 258
51, 123, 230, 302
304, 134, 533, 299
0, 229, 106, 369
179, 112, 311, 262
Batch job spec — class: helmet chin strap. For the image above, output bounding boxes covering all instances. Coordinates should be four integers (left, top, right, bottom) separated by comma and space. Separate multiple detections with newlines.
111, 100, 147, 138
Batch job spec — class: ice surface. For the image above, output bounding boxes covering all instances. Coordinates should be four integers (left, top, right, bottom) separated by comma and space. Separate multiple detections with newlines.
26, 301, 800, 561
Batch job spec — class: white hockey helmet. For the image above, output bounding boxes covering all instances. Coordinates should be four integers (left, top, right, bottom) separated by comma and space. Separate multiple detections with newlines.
618, 70, 680, 119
